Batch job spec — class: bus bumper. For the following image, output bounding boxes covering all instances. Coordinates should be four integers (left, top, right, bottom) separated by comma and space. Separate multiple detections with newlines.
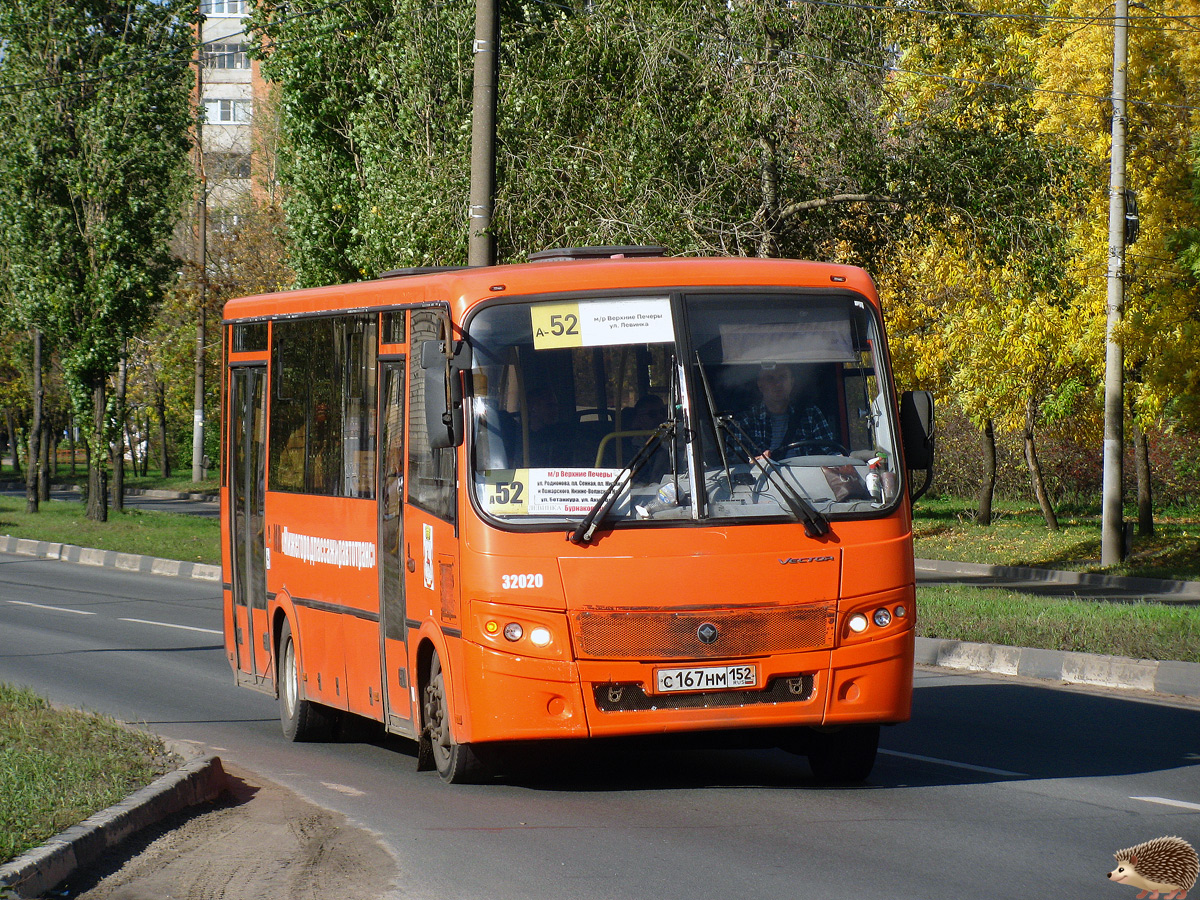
461, 628, 912, 744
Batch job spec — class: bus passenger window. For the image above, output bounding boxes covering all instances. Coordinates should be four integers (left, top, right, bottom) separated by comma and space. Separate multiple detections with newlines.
268, 314, 376, 497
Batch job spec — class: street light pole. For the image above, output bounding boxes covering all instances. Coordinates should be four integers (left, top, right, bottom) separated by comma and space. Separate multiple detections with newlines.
1101, 0, 1129, 565
467, 0, 497, 268
192, 4, 208, 483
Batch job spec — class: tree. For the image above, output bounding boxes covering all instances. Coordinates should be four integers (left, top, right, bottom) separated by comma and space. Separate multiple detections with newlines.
251, 0, 907, 276
879, 0, 1093, 527
0, 0, 197, 520
1033, 0, 1200, 533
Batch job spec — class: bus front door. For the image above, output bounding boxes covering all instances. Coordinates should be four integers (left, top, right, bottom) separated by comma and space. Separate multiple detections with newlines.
378, 361, 413, 731
229, 365, 269, 682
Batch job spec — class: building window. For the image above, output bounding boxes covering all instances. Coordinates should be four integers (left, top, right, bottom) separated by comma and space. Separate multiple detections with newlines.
202, 0, 248, 15
203, 43, 250, 69
204, 99, 253, 124
206, 152, 252, 179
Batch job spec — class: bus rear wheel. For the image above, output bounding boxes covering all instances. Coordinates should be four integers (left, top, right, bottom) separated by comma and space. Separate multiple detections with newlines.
278, 618, 338, 742
422, 651, 485, 783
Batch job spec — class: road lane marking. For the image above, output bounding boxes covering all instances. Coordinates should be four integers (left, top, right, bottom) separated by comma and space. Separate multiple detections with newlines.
118, 617, 222, 635
8, 600, 96, 616
879, 749, 1028, 777
1131, 796, 1200, 812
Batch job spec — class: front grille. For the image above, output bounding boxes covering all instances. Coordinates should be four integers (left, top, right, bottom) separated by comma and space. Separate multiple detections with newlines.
593, 674, 816, 713
570, 603, 835, 660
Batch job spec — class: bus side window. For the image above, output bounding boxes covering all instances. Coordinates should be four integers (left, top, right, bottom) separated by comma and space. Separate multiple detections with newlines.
408, 310, 457, 523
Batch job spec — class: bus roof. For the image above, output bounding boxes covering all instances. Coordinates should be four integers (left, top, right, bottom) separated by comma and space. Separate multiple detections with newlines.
221, 255, 878, 323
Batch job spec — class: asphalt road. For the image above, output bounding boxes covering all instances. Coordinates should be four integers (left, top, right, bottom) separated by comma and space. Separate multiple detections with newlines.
0, 486, 219, 518
2, 550, 1198, 900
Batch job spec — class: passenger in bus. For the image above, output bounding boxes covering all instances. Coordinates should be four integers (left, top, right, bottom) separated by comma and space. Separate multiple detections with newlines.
736, 364, 834, 461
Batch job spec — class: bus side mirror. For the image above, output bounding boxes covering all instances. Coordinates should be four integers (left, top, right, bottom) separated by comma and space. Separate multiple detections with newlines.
421, 340, 471, 449
900, 390, 935, 500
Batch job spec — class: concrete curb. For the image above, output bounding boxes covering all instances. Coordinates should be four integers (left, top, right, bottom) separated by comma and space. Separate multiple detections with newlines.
0, 535, 221, 582
0, 754, 227, 899
915, 557, 1200, 601
916, 637, 1200, 700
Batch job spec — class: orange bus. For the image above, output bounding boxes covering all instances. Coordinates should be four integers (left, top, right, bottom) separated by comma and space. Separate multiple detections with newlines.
221, 247, 934, 783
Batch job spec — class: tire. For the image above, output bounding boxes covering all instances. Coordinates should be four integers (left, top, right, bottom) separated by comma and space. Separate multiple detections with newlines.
804, 724, 880, 784
421, 650, 486, 783
277, 618, 338, 742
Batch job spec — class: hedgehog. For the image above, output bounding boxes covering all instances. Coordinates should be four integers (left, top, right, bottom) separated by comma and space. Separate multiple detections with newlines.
1107, 836, 1199, 900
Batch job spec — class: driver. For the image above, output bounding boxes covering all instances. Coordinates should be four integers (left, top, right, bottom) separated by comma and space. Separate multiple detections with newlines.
736, 363, 835, 461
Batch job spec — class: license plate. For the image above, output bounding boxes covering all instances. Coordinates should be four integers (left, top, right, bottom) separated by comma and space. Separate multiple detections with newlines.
655, 664, 757, 694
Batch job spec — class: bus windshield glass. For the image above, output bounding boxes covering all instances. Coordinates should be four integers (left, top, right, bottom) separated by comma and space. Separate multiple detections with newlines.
467, 291, 901, 526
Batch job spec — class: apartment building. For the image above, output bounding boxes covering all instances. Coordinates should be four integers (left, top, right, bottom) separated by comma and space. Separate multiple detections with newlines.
199, 0, 256, 212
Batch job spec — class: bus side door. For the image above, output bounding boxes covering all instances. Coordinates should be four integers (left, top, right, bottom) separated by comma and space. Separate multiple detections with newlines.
378, 359, 413, 729
229, 364, 270, 681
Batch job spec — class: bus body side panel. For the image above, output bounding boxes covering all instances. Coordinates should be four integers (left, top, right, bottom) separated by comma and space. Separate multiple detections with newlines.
265, 492, 382, 719
402, 507, 464, 735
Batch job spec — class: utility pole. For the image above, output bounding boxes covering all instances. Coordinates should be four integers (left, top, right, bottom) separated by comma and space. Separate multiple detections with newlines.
467, 0, 497, 267
192, 5, 208, 483
1101, 0, 1129, 565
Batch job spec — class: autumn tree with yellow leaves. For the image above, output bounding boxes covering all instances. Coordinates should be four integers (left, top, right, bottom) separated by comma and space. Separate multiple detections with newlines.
882, 0, 1200, 532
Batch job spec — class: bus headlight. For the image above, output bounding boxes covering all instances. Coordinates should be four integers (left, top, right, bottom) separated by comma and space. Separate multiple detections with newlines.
848, 614, 869, 633
529, 626, 552, 647
503, 622, 524, 642
873, 608, 892, 628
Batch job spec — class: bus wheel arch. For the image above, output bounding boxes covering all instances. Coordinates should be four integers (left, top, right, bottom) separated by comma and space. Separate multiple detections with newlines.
417, 639, 485, 783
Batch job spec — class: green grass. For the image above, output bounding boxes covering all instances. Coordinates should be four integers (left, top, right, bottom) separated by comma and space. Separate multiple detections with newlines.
0, 684, 178, 865
0, 495, 221, 565
917, 584, 1200, 663
914, 499, 1200, 662
914, 497, 1200, 582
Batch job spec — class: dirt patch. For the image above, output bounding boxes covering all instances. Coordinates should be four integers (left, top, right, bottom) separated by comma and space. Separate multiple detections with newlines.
61, 765, 396, 900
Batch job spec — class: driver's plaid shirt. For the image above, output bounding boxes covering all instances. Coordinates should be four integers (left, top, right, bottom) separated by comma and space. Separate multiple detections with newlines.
734, 401, 836, 456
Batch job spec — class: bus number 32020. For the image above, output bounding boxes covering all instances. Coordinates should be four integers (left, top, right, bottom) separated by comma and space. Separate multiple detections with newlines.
502, 573, 544, 589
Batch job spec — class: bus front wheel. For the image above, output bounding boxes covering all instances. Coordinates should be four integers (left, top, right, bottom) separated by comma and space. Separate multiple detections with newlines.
422, 650, 485, 783
803, 724, 880, 784
278, 618, 338, 742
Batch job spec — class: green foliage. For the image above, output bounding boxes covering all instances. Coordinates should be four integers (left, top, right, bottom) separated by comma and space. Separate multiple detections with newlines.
0, 682, 176, 864
0, 0, 198, 513
253, 0, 903, 279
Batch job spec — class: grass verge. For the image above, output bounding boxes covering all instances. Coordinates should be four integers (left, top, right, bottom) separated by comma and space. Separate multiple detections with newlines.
0, 496, 220, 566
917, 584, 1200, 663
0, 684, 179, 865
914, 497, 1200, 582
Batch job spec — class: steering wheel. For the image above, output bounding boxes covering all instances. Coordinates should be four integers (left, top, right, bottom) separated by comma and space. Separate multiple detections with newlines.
772, 438, 850, 459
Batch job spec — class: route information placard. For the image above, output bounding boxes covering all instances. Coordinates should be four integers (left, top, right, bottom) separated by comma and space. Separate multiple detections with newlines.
530, 297, 673, 350
481, 468, 626, 516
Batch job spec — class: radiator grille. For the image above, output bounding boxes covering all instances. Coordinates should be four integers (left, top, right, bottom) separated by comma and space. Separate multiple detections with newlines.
593, 675, 816, 713
570, 603, 836, 660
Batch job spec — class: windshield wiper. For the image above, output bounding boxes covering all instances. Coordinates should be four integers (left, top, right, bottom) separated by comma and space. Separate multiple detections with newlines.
568, 422, 674, 546
694, 355, 830, 538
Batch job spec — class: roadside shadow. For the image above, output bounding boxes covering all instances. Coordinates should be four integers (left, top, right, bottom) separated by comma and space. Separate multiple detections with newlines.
478, 679, 1200, 793
55, 770, 261, 898
878, 679, 1200, 787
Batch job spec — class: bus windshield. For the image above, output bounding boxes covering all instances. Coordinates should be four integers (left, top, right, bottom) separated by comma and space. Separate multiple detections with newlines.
467, 291, 901, 527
